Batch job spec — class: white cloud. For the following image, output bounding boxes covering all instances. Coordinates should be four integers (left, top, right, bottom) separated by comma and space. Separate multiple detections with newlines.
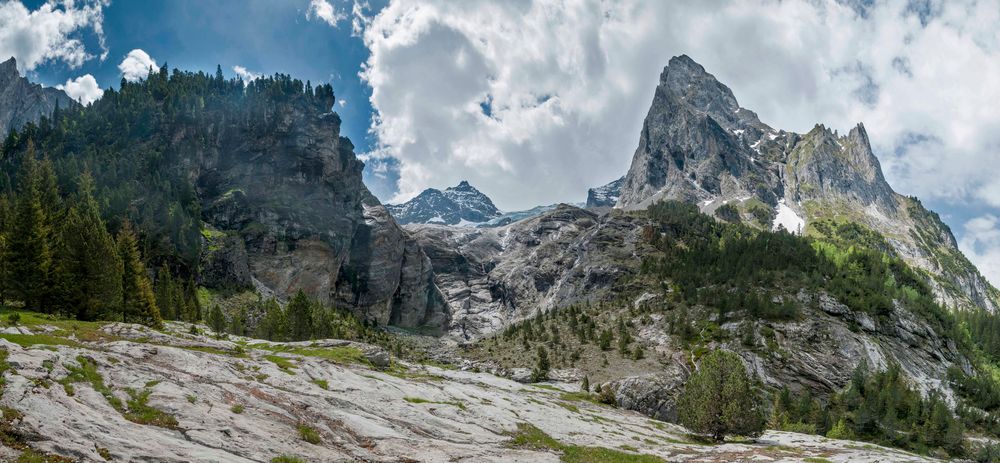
362, 0, 1000, 285
118, 49, 157, 82
0, 0, 109, 72
307, 0, 346, 27
233, 65, 262, 83
57, 73, 102, 105
960, 215, 1000, 288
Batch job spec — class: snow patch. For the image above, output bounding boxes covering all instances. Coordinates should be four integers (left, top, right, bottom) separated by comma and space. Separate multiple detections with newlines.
772, 199, 804, 234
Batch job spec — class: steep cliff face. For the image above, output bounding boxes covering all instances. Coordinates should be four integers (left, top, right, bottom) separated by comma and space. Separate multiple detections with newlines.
195, 104, 449, 331
0, 57, 75, 131
407, 205, 649, 339
586, 176, 624, 208
616, 55, 999, 312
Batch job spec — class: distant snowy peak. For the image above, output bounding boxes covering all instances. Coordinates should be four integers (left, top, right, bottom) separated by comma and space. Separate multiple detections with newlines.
586, 176, 624, 208
387, 181, 502, 226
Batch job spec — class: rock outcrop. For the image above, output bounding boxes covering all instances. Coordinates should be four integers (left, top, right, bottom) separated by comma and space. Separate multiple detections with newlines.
0, 57, 75, 131
195, 105, 449, 331
585, 176, 624, 208
387, 181, 503, 226
0, 321, 942, 462
615, 54, 1000, 312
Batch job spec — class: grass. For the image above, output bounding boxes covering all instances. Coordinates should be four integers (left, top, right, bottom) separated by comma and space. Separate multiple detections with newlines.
803, 458, 834, 463
60, 356, 177, 429
271, 456, 306, 463
264, 355, 298, 373
0, 308, 111, 344
0, 333, 82, 348
186, 394, 198, 404
297, 424, 321, 445
311, 379, 329, 390
230, 404, 244, 414
123, 388, 179, 429
557, 402, 581, 413
403, 396, 467, 410
254, 344, 368, 366
507, 422, 666, 463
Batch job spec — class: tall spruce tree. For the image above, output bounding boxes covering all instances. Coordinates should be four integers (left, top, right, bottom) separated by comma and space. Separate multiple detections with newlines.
677, 349, 765, 441
116, 219, 162, 327
58, 173, 123, 320
287, 290, 313, 341
9, 149, 54, 311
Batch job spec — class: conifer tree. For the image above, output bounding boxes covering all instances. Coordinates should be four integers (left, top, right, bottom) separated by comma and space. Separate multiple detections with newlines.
531, 346, 550, 382
154, 265, 175, 320
208, 304, 226, 335
116, 219, 162, 327
9, 149, 53, 311
58, 173, 123, 320
287, 290, 313, 341
257, 298, 287, 341
677, 350, 765, 441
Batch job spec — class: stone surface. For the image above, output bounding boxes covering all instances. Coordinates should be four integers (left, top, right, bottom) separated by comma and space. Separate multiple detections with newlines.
0, 323, 942, 462
0, 57, 75, 132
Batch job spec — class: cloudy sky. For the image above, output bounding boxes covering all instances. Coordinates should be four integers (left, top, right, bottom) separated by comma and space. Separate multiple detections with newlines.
7, 0, 1000, 286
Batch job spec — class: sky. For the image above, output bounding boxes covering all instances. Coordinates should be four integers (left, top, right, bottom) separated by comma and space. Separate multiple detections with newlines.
5, 0, 1000, 287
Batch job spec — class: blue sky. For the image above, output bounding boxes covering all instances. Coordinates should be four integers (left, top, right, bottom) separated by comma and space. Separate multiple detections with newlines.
7, 0, 1000, 286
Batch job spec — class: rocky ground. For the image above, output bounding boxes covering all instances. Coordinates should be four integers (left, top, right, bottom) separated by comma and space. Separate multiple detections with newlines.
0, 314, 942, 462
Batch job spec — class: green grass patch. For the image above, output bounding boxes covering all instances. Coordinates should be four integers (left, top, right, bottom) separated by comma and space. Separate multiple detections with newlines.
264, 355, 297, 373
297, 424, 321, 445
311, 379, 329, 390
803, 458, 834, 463
403, 396, 467, 410
123, 388, 179, 429
506, 422, 665, 462
231, 404, 244, 414
60, 356, 177, 429
254, 344, 368, 366
0, 333, 81, 348
271, 456, 306, 463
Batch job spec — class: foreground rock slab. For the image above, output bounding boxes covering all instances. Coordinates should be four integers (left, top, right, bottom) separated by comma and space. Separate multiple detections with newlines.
0, 323, 938, 462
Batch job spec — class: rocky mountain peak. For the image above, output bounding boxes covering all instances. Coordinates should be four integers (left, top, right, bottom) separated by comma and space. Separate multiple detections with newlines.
0, 56, 75, 132
387, 181, 502, 226
615, 54, 999, 312
586, 176, 624, 208
0, 57, 17, 79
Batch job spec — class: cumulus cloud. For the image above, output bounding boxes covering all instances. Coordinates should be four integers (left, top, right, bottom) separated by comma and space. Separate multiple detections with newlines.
118, 49, 157, 82
57, 74, 102, 105
960, 215, 1000, 289
233, 65, 262, 83
361, 0, 1000, 284
307, 0, 346, 27
0, 0, 109, 72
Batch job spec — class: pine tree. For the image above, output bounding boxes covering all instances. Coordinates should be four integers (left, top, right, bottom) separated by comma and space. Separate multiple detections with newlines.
116, 219, 162, 327
531, 345, 550, 382
257, 298, 287, 341
677, 350, 765, 441
581, 375, 590, 393
287, 290, 313, 341
8, 149, 53, 311
208, 304, 226, 335
154, 265, 175, 320
58, 173, 123, 320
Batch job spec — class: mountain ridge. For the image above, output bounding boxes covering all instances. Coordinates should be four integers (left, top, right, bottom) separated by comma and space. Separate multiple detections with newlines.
0, 56, 76, 132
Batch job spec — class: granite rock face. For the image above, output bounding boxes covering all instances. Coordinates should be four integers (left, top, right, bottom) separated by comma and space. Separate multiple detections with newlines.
407, 205, 650, 339
585, 176, 624, 208
0, 57, 75, 131
615, 54, 1000, 312
387, 181, 503, 226
189, 102, 449, 331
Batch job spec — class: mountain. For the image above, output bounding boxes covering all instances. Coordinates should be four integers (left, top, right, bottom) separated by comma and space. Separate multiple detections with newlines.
387, 181, 503, 226
0, 57, 75, 131
0, 68, 448, 332
615, 55, 999, 312
586, 176, 624, 208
